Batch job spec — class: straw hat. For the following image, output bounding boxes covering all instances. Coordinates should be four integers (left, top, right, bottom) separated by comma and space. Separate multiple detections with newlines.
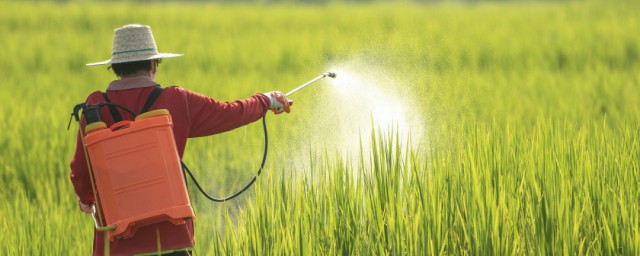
86, 24, 182, 66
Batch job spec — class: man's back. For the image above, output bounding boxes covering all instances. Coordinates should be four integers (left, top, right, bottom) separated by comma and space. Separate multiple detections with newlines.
71, 77, 270, 255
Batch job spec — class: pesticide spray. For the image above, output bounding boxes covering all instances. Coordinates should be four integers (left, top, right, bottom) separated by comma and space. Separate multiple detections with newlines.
277, 63, 425, 173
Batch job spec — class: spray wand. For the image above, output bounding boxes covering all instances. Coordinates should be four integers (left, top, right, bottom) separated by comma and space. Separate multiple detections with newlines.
286, 72, 337, 97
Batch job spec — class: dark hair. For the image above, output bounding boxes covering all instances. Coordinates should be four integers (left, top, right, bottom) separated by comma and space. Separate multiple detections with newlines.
109, 59, 161, 77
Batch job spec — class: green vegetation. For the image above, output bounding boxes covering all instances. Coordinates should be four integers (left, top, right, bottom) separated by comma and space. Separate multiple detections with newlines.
1, 1, 638, 255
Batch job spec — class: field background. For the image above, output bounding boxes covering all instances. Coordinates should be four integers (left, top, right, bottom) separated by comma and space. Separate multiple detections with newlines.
1, 1, 639, 255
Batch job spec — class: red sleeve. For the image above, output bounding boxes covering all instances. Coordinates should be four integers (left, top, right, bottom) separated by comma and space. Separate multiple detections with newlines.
183, 88, 271, 138
70, 118, 95, 204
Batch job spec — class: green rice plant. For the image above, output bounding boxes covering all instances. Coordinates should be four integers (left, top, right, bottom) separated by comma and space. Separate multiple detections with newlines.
205, 120, 639, 255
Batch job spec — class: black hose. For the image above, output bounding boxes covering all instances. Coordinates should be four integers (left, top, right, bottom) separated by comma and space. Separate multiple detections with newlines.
181, 112, 268, 202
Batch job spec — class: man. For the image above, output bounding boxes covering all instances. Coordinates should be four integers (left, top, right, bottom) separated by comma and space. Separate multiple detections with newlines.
70, 24, 291, 255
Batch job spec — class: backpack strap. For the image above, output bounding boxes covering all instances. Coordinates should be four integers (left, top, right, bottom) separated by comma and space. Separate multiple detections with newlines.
102, 92, 123, 123
102, 87, 163, 122
141, 87, 164, 114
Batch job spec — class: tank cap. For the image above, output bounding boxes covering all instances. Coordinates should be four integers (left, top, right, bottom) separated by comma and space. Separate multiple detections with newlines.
135, 109, 170, 121
85, 122, 107, 133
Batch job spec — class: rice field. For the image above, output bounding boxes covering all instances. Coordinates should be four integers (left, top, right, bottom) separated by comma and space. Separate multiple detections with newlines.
0, 1, 639, 255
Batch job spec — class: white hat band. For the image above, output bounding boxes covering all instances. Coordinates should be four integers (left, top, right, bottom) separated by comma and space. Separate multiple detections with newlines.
112, 48, 158, 56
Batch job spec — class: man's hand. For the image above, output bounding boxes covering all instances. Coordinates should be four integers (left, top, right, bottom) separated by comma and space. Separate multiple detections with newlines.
263, 91, 292, 114
78, 200, 92, 214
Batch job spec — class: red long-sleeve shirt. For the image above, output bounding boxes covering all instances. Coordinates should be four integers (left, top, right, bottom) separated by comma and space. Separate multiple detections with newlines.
70, 76, 270, 255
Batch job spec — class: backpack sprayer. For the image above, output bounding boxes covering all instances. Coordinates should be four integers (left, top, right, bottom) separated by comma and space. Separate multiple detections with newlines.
70, 72, 336, 240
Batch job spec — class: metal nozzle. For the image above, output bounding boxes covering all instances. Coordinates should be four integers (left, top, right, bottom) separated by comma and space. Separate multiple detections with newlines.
325, 72, 337, 78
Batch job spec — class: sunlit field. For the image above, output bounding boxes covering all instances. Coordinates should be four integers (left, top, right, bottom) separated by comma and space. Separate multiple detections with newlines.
1, 1, 639, 254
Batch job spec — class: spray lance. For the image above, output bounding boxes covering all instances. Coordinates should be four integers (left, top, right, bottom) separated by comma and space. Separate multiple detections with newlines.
286, 72, 337, 97
183, 72, 337, 202
271, 72, 337, 110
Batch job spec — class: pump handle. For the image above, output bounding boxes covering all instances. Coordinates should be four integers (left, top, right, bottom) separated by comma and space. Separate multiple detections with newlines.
110, 120, 133, 131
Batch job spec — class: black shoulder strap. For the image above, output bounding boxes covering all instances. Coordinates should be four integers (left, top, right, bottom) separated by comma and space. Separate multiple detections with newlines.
141, 87, 164, 114
102, 92, 123, 123
101, 87, 163, 122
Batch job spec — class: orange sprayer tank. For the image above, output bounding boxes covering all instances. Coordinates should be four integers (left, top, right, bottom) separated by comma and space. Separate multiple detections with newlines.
84, 109, 194, 240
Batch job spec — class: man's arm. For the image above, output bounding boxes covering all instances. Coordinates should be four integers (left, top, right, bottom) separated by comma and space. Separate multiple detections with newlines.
70, 127, 95, 207
183, 88, 273, 138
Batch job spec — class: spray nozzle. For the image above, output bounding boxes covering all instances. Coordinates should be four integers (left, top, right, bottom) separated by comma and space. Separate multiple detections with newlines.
325, 72, 337, 79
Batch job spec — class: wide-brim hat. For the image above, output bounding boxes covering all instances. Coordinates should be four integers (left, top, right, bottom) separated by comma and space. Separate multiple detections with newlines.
86, 24, 182, 66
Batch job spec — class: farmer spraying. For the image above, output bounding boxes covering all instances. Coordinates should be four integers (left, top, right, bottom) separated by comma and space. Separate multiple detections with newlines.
69, 24, 292, 255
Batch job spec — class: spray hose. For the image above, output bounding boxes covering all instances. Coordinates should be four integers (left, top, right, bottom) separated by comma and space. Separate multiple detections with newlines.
180, 113, 268, 202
